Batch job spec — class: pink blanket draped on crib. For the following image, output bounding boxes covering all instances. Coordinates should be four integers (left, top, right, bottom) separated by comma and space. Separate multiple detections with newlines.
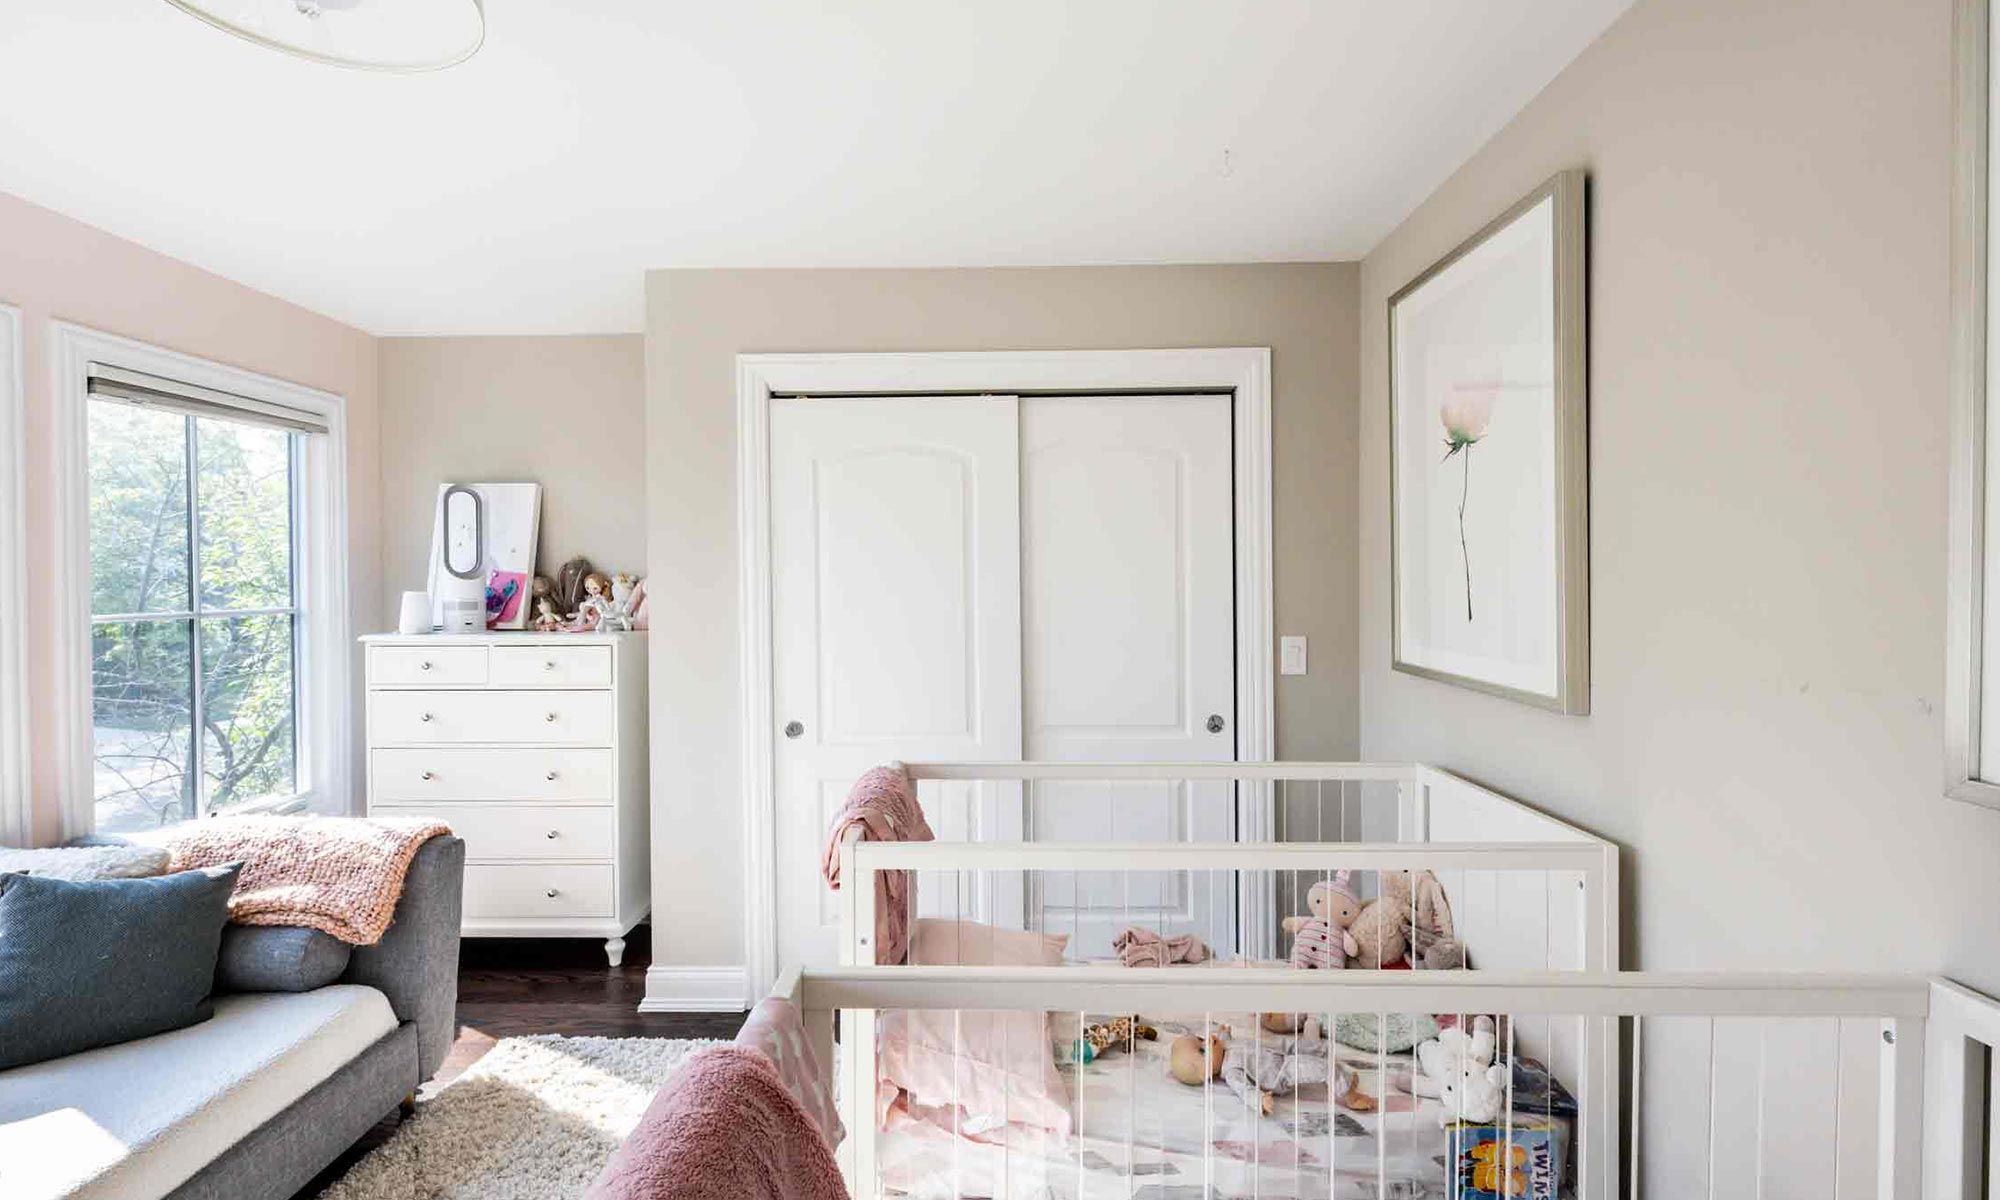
585, 1045, 848, 1200
821, 764, 933, 965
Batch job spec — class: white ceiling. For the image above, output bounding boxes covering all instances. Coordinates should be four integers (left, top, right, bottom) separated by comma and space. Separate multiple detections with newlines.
0, 1, 1633, 336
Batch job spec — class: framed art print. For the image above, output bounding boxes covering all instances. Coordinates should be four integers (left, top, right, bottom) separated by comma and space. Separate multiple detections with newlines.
1389, 169, 1589, 713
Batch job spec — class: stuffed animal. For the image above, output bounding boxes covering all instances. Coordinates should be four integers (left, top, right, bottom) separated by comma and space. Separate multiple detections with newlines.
1071, 1015, 1157, 1064
1437, 1061, 1509, 1127
1346, 868, 1467, 970
1407, 869, 1464, 969
1417, 1015, 1504, 1124
1283, 872, 1362, 969
1346, 870, 1412, 970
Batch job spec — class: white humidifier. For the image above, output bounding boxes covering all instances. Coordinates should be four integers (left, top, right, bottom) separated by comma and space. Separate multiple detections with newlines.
438, 483, 486, 633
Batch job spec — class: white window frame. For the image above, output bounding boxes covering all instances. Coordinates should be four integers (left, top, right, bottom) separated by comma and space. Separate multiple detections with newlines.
0, 304, 28, 847
50, 323, 351, 838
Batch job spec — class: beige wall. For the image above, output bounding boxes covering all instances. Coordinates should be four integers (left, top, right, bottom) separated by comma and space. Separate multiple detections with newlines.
0, 190, 380, 844
1358, 0, 2000, 988
376, 335, 646, 613
646, 264, 1360, 968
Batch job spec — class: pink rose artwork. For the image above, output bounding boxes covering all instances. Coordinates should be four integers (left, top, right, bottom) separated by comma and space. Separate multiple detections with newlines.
1440, 385, 1497, 621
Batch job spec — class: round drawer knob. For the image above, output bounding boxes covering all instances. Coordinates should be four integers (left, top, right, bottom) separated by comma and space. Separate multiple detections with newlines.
419, 661, 433, 671
543, 660, 556, 671
545, 888, 560, 898
545, 770, 558, 781
545, 712, 558, 723
546, 829, 560, 839
420, 771, 435, 781
420, 712, 434, 723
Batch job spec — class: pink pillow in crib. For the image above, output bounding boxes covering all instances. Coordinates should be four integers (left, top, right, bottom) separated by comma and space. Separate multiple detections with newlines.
878, 919, 1073, 1136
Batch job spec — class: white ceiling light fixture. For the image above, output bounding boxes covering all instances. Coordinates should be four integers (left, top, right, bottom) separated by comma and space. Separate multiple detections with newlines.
162, 0, 484, 72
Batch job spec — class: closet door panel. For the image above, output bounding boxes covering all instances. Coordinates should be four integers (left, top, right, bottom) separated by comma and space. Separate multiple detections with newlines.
770, 397, 1024, 972
1021, 395, 1236, 959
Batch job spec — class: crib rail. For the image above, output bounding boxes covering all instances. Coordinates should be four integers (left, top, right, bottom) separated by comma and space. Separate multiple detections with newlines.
799, 967, 1956, 1200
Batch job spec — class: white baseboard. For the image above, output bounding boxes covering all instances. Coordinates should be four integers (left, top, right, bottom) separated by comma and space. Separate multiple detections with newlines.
640, 965, 750, 1013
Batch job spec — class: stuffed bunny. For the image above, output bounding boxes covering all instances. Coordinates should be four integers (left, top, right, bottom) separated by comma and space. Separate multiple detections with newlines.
1416, 1014, 1501, 1123
1414, 1015, 1494, 1094
1282, 872, 1362, 969
1436, 1061, 1509, 1126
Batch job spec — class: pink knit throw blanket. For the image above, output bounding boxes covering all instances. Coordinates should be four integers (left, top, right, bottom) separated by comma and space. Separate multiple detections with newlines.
821, 765, 932, 966
165, 815, 450, 945
585, 1045, 849, 1200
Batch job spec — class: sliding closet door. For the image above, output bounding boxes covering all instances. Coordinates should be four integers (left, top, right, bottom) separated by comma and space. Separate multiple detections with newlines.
1020, 395, 1236, 959
770, 397, 1024, 971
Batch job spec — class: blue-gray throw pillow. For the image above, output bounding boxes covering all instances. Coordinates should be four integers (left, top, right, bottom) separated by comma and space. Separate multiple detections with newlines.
0, 864, 241, 1070
215, 924, 352, 993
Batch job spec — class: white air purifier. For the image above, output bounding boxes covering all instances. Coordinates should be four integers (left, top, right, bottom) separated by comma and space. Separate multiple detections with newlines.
437, 483, 486, 633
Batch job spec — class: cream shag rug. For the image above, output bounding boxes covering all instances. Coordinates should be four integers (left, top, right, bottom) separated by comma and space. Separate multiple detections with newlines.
316, 1035, 723, 1200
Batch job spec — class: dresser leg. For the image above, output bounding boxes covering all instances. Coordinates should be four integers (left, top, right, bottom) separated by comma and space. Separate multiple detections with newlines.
604, 937, 626, 968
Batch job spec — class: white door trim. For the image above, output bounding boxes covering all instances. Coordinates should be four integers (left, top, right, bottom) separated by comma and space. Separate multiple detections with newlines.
0, 305, 28, 846
733, 348, 1276, 1003
48, 322, 352, 839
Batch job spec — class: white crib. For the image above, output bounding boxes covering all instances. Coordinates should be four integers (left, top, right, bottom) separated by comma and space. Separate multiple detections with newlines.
790, 762, 1998, 1200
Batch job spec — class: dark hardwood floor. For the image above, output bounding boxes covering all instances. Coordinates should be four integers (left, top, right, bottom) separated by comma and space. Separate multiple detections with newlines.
292, 923, 742, 1198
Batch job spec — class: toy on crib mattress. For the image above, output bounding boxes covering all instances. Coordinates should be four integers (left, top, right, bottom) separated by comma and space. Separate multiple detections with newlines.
1069, 1015, 1158, 1064
1417, 1015, 1506, 1125
1166, 1026, 1378, 1116
1282, 872, 1361, 969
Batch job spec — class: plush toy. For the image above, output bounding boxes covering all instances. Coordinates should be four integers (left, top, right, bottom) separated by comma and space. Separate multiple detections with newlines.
1407, 869, 1464, 970
1071, 1015, 1157, 1064
1167, 1025, 1378, 1115
1282, 872, 1362, 969
1437, 1061, 1509, 1127
1416, 1015, 1505, 1124
1346, 870, 1412, 970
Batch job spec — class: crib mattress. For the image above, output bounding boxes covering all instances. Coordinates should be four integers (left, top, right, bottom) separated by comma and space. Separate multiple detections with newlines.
873, 1011, 1575, 1200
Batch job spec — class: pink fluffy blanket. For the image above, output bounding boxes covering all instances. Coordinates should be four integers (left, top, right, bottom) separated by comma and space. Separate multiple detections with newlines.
165, 815, 450, 945
585, 1045, 849, 1200
821, 765, 933, 965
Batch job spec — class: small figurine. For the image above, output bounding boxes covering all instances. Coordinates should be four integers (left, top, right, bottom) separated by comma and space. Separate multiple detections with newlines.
597, 572, 639, 633
532, 597, 564, 632
571, 571, 613, 632
555, 556, 593, 617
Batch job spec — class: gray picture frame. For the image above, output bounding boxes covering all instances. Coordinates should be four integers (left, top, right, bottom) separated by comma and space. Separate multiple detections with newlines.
1388, 168, 1590, 714
1947, 0, 2000, 808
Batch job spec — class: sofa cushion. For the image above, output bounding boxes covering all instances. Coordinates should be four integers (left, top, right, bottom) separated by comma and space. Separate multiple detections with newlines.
0, 985, 399, 1200
0, 865, 240, 1070
215, 925, 353, 994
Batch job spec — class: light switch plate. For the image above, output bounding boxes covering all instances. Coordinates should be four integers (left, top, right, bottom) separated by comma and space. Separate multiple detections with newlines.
1280, 635, 1307, 676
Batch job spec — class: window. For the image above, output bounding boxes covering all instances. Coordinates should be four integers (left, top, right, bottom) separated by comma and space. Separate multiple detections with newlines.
86, 365, 325, 832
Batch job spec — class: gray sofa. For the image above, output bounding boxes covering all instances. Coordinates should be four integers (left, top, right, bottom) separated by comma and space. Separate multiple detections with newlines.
0, 835, 464, 1200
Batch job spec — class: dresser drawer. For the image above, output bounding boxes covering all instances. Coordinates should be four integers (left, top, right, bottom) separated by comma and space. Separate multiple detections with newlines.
377, 803, 615, 861
371, 747, 614, 802
489, 644, 612, 689
370, 690, 614, 746
368, 644, 487, 688
464, 863, 615, 918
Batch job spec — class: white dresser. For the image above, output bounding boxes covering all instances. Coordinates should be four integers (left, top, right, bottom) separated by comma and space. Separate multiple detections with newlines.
361, 632, 649, 965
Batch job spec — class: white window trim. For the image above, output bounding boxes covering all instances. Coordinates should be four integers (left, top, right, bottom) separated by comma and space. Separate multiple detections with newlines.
0, 305, 28, 847
49, 323, 351, 839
